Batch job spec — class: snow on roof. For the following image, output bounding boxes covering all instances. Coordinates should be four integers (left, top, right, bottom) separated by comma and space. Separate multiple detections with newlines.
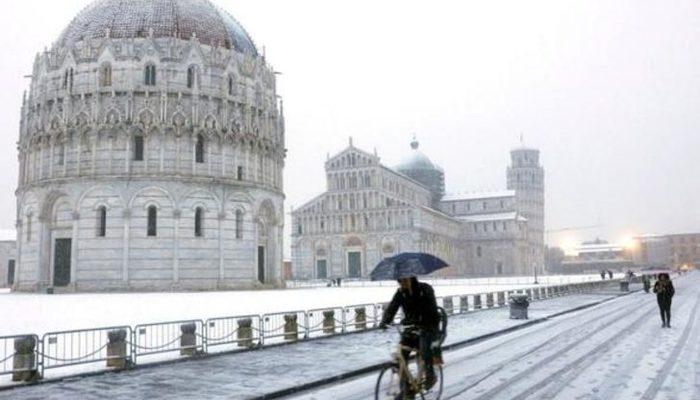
0, 229, 16, 241
457, 212, 523, 222
442, 190, 516, 202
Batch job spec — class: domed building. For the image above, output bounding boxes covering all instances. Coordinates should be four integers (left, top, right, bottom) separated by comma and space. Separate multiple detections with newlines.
14, 0, 286, 292
395, 138, 445, 209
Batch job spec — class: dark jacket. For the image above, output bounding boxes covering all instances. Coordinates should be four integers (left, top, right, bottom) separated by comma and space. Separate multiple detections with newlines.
653, 280, 675, 301
381, 279, 440, 329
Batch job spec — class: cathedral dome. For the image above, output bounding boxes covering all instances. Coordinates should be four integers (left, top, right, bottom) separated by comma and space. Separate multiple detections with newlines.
57, 0, 258, 54
395, 139, 444, 173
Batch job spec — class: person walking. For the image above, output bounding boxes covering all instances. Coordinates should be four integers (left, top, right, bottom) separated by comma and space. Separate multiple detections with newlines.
642, 275, 651, 293
653, 273, 675, 328
600, 270, 606, 280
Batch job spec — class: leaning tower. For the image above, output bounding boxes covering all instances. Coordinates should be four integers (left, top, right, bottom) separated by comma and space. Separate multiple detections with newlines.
507, 147, 545, 274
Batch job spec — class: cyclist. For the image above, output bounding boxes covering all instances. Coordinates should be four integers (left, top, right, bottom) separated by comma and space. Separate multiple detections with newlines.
379, 275, 440, 399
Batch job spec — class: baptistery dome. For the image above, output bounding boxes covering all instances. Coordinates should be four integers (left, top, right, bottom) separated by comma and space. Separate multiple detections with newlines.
15, 0, 285, 292
59, 0, 257, 55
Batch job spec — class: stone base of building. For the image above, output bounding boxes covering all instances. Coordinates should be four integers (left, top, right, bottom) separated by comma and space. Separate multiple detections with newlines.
12, 280, 281, 293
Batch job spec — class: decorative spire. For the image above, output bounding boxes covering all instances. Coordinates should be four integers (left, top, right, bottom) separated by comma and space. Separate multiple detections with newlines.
410, 135, 419, 150
349, 136, 354, 147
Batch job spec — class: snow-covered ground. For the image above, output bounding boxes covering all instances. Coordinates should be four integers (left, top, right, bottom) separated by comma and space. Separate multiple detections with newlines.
1, 275, 598, 336
294, 271, 699, 400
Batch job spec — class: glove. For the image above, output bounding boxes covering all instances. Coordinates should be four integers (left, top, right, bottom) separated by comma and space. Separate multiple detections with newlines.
379, 322, 388, 331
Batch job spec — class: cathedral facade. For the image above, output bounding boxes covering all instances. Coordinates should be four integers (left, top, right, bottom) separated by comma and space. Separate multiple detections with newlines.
14, 0, 285, 292
291, 139, 544, 279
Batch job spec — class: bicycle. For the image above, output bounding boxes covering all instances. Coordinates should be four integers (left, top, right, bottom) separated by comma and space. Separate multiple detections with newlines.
375, 314, 447, 400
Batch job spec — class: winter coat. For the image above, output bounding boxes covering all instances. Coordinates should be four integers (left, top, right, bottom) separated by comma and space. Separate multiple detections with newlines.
382, 280, 440, 329
653, 280, 675, 301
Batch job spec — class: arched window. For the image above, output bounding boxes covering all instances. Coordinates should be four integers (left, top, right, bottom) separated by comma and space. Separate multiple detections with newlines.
58, 144, 65, 166
144, 64, 156, 86
235, 210, 243, 239
100, 63, 112, 87
97, 206, 107, 237
187, 66, 197, 89
147, 206, 157, 237
228, 74, 235, 96
194, 207, 204, 237
63, 68, 74, 90
134, 135, 144, 161
195, 134, 205, 163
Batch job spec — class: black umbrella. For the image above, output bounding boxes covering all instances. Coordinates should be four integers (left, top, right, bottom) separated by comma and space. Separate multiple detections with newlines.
370, 252, 449, 281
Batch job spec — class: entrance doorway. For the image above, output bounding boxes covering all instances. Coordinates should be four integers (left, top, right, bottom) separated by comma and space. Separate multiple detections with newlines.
316, 259, 328, 279
7, 260, 15, 285
257, 246, 266, 284
53, 239, 72, 287
347, 252, 362, 278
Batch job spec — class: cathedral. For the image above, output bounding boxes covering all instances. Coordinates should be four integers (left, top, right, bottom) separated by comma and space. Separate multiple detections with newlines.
14, 0, 285, 292
291, 138, 544, 279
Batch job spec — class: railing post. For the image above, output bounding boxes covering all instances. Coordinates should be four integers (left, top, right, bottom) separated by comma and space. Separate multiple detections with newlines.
106, 329, 128, 369
323, 310, 336, 334
473, 294, 482, 310
12, 336, 38, 382
443, 297, 454, 315
486, 293, 494, 308
237, 318, 254, 348
284, 314, 299, 341
355, 307, 367, 330
180, 323, 197, 356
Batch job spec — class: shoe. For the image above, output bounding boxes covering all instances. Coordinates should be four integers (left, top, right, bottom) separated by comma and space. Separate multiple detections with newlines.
424, 374, 437, 390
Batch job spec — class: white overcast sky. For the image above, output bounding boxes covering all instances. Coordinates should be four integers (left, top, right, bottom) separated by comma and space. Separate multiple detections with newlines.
1, 0, 699, 253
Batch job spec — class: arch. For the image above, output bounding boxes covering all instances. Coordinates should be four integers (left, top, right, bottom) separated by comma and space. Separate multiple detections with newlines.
128, 186, 176, 209
100, 62, 112, 87
144, 63, 157, 86
256, 199, 277, 225
75, 185, 126, 211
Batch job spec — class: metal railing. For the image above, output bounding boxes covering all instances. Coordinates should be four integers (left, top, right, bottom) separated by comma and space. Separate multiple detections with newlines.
0, 279, 619, 386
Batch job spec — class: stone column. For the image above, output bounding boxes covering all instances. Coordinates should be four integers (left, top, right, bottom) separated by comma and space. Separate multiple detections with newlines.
107, 329, 128, 369
284, 314, 299, 341
323, 310, 336, 334
354, 307, 367, 330
237, 318, 254, 348
122, 210, 130, 284
180, 323, 197, 356
460, 296, 469, 313
12, 336, 37, 382
173, 209, 181, 284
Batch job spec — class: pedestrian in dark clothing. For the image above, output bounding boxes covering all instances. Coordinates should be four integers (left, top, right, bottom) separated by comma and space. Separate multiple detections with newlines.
600, 271, 606, 280
653, 273, 675, 328
380, 276, 441, 398
642, 275, 651, 293
608, 270, 613, 279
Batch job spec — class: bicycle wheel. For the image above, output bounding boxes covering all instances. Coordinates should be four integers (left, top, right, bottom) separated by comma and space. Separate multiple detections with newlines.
420, 365, 443, 400
375, 365, 401, 400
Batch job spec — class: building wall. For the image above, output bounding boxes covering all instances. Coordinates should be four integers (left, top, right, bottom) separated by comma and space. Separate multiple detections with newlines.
667, 233, 700, 269
17, 34, 285, 292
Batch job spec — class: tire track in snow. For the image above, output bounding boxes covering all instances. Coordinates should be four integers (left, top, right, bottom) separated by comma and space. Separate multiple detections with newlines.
461, 298, 654, 400
640, 291, 700, 400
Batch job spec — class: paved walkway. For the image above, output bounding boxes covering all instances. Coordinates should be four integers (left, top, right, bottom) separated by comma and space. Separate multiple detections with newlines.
0, 282, 631, 400
294, 272, 700, 400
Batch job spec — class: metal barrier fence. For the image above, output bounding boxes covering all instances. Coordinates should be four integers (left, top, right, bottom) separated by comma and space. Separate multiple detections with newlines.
40, 326, 132, 376
0, 279, 619, 386
132, 320, 204, 364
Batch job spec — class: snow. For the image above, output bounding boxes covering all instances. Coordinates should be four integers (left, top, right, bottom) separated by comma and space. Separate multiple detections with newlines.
1, 275, 599, 336
442, 191, 516, 202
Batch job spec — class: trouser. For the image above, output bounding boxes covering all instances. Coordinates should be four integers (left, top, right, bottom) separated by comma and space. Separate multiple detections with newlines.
657, 298, 672, 325
399, 328, 437, 393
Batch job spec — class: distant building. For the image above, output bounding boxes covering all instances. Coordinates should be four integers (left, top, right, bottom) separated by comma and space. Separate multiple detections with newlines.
666, 233, 700, 270
561, 238, 634, 274
0, 241, 17, 288
631, 235, 670, 268
290, 138, 545, 279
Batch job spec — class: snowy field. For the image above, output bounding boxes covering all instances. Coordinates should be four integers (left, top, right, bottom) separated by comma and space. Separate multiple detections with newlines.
1, 275, 599, 336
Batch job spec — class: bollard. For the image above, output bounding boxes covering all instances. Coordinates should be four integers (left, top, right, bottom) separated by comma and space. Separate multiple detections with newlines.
473, 295, 482, 310
284, 314, 299, 341
12, 336, 37, 382
354, 308, 367, 330
237, 318, 254, 348
180, 323, 197, 356
460, 296, 469, 313
443, 297, 454, 315
486, 293, 495, 308
107, 329, 128, 369
509, 294, 529, 319
323, 310, 336, 334
497, 292, 506, 307
620, 281, 629, 292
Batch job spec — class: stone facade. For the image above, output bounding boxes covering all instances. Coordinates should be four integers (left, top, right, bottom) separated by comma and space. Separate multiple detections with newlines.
291, 139, 545, 279
0, 241, 17, 287
14, 0, 285, 292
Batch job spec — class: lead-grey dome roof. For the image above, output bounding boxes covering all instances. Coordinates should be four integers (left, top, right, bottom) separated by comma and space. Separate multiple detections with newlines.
58, 0, 258, 55
395, 138, 444, 173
